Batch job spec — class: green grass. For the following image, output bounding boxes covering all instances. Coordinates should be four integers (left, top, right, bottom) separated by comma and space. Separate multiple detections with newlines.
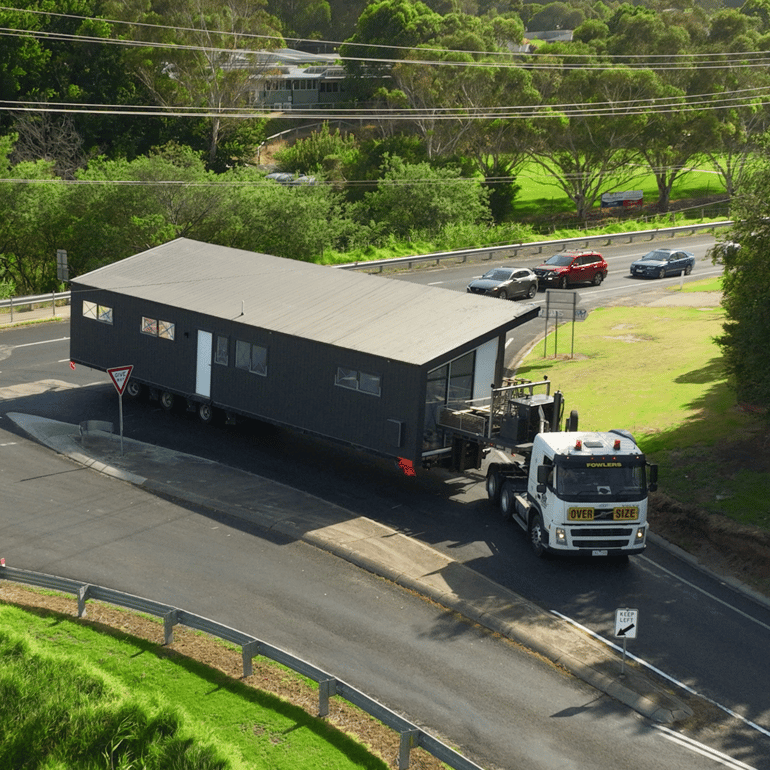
513, 162, 725, 220
0, 603, 388, 770
515, 279, 769, 527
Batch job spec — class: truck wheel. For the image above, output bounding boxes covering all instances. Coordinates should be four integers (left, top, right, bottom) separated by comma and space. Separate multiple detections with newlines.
486, 466, 502, 505
125, 380, 144, 400
529, 514, 548, 557
500, 481, 515, 521
198, 403, 216, 424
160, 391, 175, 411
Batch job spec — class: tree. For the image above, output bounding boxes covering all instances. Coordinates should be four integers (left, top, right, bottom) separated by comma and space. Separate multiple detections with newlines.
633, 78, 711, 212
0, 136, 65, 293
268, 0, 331, 38
340, 0, 443, 78
713, 142, 770, 408
109, 0, 282, 168
0, 1, 152, 162
358, 158, 491, 239
530, 65, 650, 220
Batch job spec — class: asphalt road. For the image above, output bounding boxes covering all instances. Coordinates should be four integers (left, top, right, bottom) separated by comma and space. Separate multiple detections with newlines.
1, 233, 768, 769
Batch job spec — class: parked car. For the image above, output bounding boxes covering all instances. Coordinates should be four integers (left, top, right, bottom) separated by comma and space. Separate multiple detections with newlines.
630, 248, 695, 279
466, 267, 538, 300
533, 250, 608, 289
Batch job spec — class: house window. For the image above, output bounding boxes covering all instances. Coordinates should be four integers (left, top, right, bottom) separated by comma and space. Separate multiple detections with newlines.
215, 335, 229, 365
335, 367, 381, 397
235, 340, 267, 376
83, 300, 113, 324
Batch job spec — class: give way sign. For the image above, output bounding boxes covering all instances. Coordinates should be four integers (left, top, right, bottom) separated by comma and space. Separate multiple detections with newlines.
107, 365, 133, 395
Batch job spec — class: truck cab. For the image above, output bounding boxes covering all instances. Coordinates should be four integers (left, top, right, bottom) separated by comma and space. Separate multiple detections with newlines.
524, 431, 652, 557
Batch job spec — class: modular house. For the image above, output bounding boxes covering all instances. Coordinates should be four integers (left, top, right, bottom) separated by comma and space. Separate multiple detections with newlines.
69, 238, 539, 468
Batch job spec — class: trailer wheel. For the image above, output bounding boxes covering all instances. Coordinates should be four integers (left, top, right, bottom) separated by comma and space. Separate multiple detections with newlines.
486, 466, 502, 505
198, 403, 216, 424
529, 513, 548, 558
125, 380, 144, 400
160, 391, 176, 411
500, 481, 515, 521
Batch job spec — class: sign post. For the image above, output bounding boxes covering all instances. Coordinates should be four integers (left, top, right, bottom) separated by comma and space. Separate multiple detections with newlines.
614, 607, 639, 677
107, 366, 133, 454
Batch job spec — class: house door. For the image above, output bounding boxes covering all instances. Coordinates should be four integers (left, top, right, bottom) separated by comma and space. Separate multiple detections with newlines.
196, 330, 212, 398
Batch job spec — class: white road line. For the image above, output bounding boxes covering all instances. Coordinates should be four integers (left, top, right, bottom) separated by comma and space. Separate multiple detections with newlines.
652, 725, 758, 770
638, 555, 770, 633
551, 610, 770, 740
0, 442, 17, 447
11, 337, 69, 349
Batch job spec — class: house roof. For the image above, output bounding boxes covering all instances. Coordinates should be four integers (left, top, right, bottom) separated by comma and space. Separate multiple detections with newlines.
73, 238, 538, 367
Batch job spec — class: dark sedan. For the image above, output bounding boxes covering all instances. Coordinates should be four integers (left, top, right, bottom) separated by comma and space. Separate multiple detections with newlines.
630, 248, 695, 279
467, 267, 538, 300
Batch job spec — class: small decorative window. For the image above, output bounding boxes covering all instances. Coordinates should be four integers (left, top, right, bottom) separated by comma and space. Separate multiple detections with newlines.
335, 367, 381, 397
158, 321, 175, 340
141, 317, 158, 336
83, 301, 113, 324
141, 317, 174, 340
215, 335, 229, 366
235, 340, 267, 376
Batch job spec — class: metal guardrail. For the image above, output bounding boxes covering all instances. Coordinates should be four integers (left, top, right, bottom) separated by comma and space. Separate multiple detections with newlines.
0, 291, 71, 322
334, 221, 734, 272
0, 566, 484, 770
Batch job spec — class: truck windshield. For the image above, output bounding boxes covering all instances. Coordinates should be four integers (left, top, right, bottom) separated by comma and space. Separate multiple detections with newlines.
555, 460, 646, 501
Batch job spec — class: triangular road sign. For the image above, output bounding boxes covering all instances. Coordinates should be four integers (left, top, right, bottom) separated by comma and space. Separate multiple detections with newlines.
107, 365, 134, 395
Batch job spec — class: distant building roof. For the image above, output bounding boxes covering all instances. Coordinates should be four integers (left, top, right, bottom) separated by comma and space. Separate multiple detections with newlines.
74, 238, 538, 367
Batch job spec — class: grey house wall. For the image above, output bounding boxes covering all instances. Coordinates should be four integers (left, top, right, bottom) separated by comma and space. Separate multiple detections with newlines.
70, 287, 426, 463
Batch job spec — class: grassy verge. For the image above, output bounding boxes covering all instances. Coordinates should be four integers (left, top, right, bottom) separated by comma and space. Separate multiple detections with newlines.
0, 601, 388, 770
514, 280, 769, 530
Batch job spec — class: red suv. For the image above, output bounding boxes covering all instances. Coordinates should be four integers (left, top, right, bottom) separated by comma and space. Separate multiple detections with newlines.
534, 250, 608, 289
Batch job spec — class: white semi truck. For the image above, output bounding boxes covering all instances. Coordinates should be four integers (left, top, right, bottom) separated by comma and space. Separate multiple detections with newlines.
438, 379, 658, 558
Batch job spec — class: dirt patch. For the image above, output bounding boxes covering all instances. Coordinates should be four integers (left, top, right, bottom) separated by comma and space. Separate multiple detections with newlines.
0, 584, 446, 770
648, 492, 770, 597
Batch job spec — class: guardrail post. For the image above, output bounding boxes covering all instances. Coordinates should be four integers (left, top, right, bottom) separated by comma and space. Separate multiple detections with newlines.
241, 639, 260, 678
318, 678, 336, 717
163, 609, 178, 645
399, 729, 419, 769
77, 584, 91, 617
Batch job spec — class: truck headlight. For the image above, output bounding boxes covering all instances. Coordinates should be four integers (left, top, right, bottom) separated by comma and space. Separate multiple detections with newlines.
635, 526, 646, 542
555, 527, 567, 545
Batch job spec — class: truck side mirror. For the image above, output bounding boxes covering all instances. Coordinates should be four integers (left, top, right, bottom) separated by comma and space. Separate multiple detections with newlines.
648, 463, 658, 492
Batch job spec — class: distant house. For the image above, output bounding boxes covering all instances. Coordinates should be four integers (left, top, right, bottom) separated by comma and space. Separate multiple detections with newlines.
224, 47, 349, 110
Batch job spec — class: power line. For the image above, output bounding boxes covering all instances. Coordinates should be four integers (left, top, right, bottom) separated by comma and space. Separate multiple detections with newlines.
3, 5, 770, 73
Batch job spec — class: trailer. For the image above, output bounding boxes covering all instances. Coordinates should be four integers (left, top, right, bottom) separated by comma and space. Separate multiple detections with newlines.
68, 238, 540, 471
